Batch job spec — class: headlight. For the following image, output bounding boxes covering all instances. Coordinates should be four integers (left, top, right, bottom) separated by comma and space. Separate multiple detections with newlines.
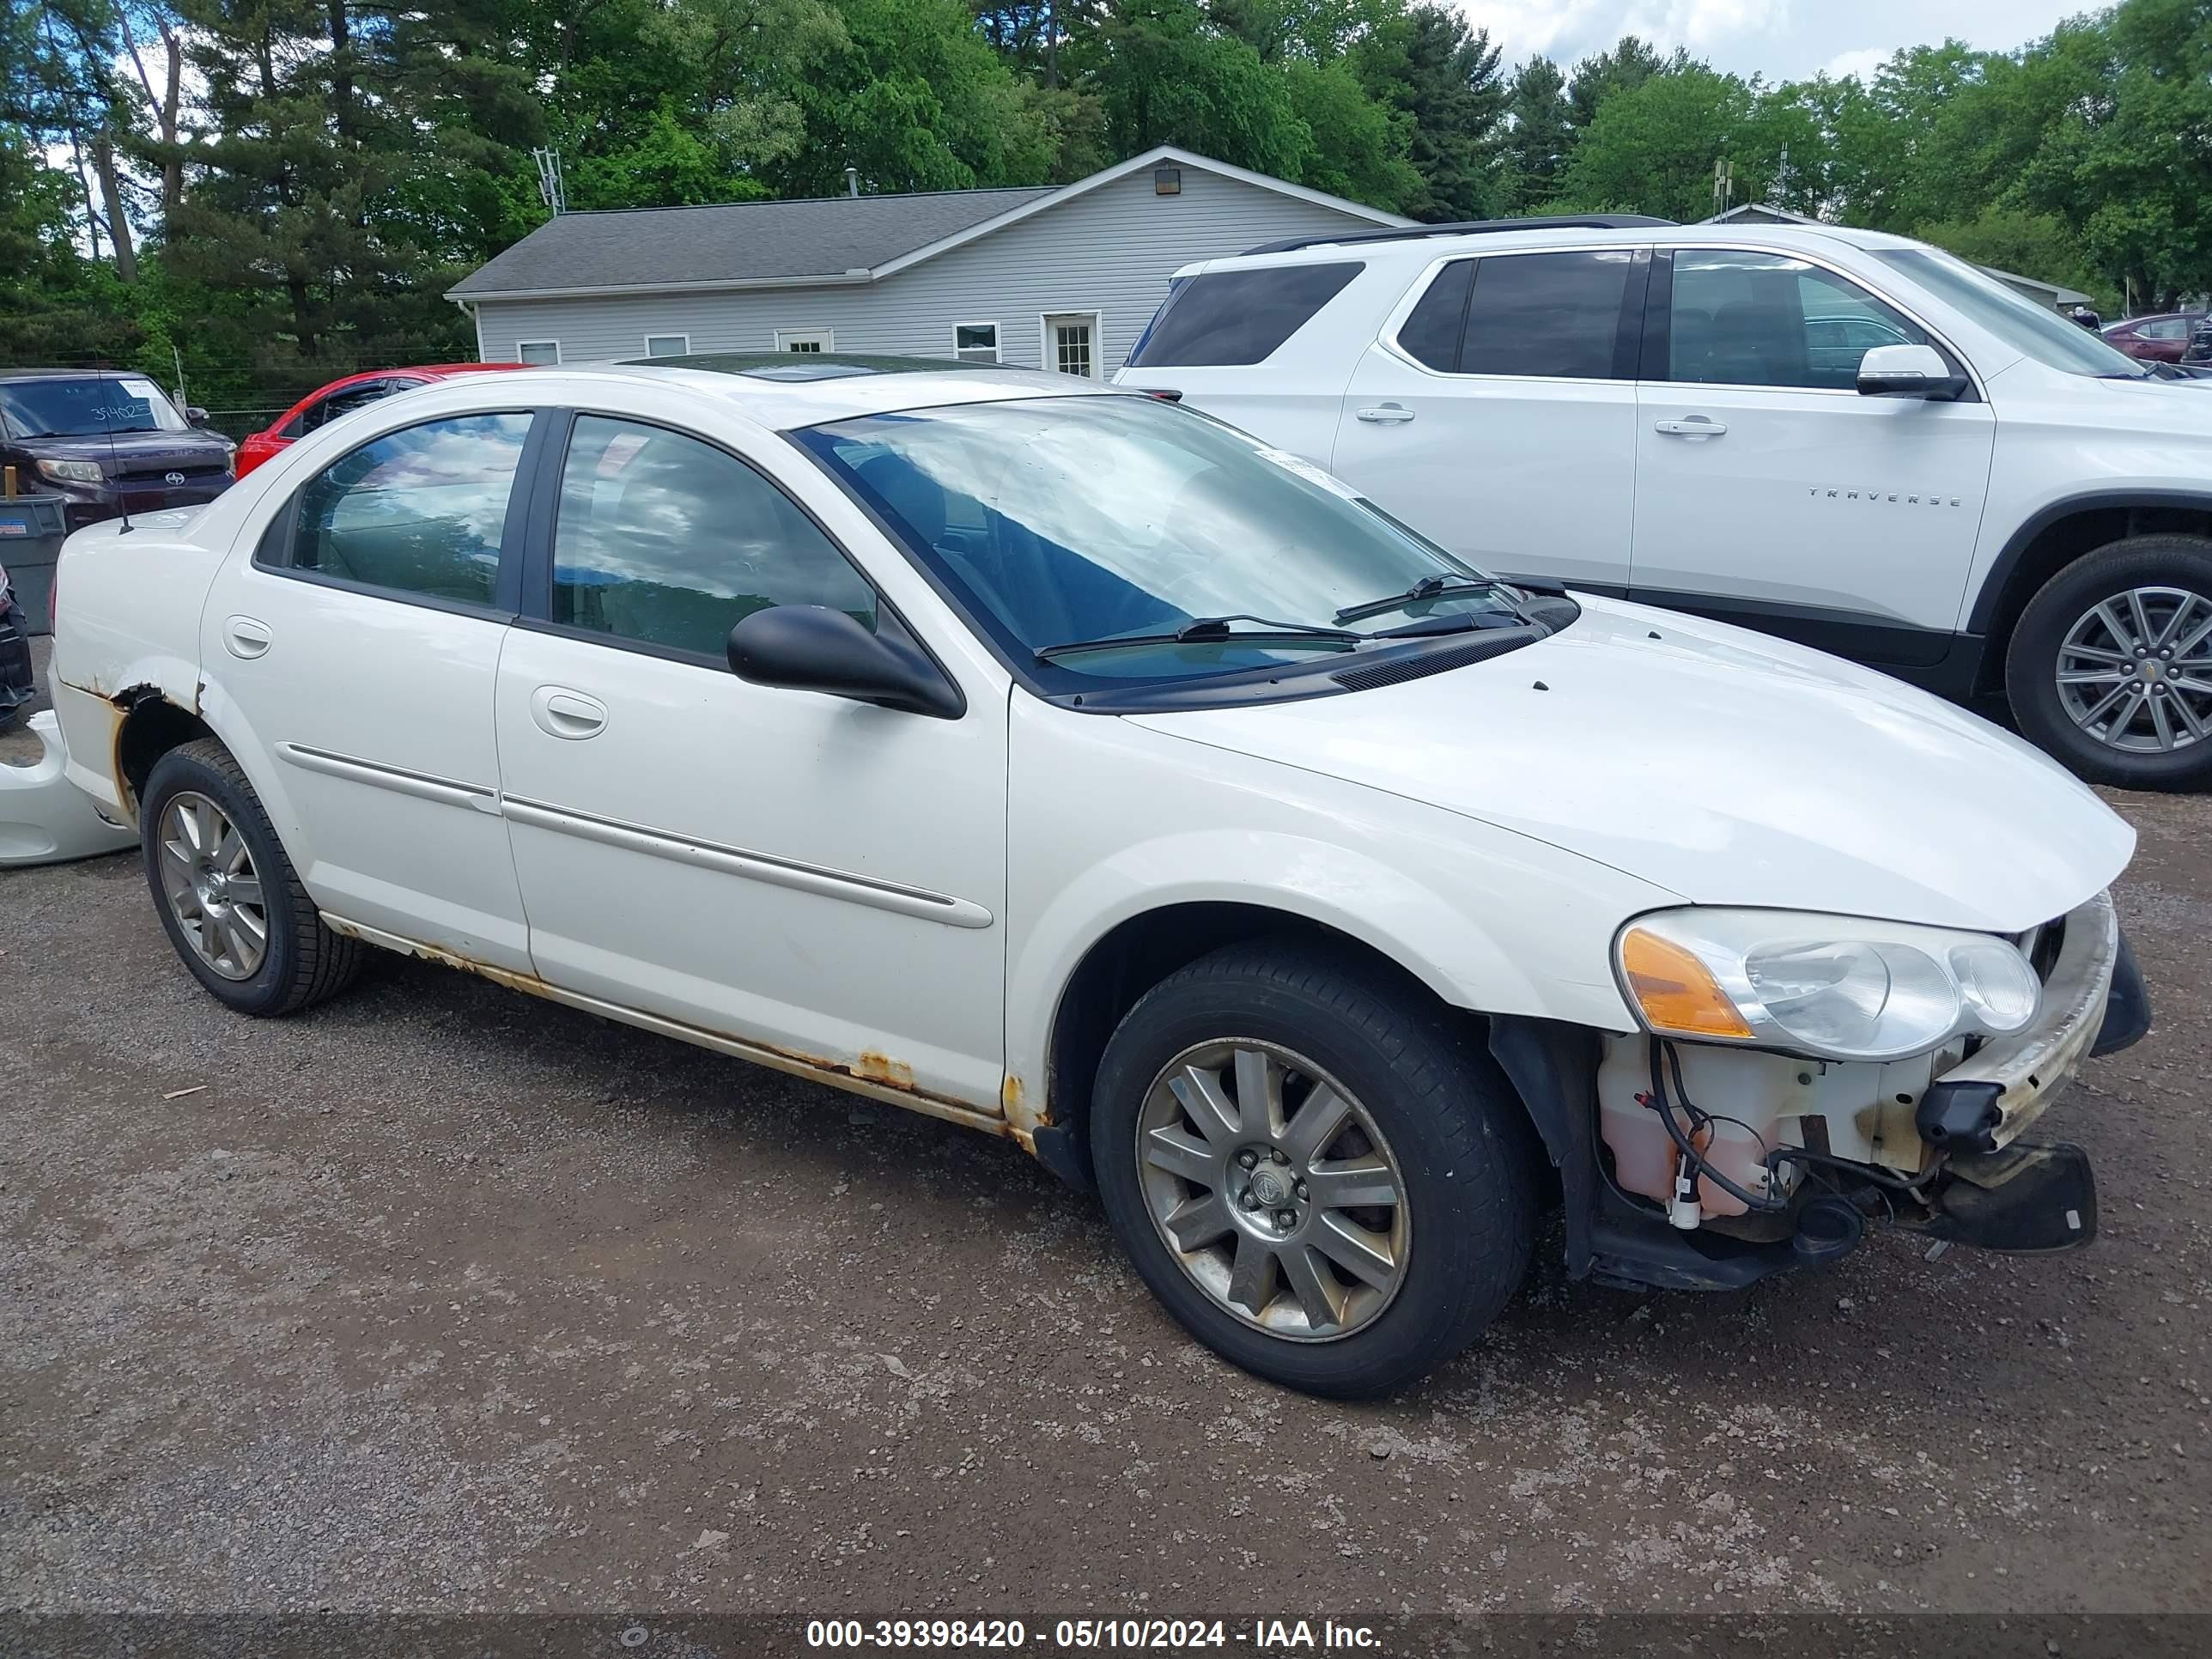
37, 458, 104, 484
1615, 908, 2041, 1062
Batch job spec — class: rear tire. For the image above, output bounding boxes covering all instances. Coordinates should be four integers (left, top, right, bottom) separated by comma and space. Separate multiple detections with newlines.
1090, 940, 1538, 1399
141, 738, 363, 1015
2006, 536, 2212, 789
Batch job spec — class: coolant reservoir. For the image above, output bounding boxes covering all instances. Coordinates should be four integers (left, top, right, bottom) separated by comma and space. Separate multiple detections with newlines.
1596, 1040, 1796, 1218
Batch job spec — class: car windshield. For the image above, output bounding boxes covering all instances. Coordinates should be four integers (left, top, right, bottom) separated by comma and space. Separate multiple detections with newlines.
793, 394, 1522, 684
0, 375, 191, 438
1875, 248, 2146, 379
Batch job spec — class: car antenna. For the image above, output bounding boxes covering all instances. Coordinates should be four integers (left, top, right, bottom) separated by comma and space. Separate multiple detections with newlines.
106, 371, 132, 535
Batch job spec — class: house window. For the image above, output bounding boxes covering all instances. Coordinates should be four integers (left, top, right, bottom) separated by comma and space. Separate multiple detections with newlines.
1042, 313, 1101, 380
515, 341, 560, 366
954, 322, 1000, 364
643, 334, 690, 357
776, 329, 832, 353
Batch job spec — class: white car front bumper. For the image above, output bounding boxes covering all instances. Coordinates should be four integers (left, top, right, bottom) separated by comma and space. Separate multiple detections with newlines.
0, 711, 137, 866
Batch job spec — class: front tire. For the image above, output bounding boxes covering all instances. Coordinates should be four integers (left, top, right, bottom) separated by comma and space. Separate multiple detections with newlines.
141, 738, 363, 1015
2007, 536, 2212, 788
1090, 941, 1539, 1399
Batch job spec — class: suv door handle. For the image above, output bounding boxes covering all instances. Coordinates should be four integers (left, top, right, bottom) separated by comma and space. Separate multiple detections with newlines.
222, 616, 272, 659
529, 685, 608, 740
1355, 403, 1416, 424
1654, 416, 1728, 437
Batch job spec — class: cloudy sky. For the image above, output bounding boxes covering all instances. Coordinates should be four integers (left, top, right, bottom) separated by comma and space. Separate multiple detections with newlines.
1458, 0, 2093, 82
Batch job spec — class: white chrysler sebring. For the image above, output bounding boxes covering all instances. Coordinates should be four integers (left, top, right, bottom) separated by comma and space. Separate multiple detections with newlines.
39, 357, 2149, 1396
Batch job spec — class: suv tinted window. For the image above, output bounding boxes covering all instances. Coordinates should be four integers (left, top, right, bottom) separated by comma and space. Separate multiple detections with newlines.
1397, 259, 1474, 370
1127, 263, 1364, 368
1458, 250, 1634, 380
1667, 249, 1931, 390
288, 412, 529, 605
550, 414, 874, 658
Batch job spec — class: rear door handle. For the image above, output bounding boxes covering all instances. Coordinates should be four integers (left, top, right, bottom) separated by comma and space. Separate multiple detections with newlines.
1654, 416, 1728, 437
222, 616, 272, 659
1355, 404, 1417, 424
529, 685, 608, 740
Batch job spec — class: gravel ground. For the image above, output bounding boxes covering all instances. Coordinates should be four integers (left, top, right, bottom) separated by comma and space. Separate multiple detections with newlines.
2, 631, 2207, 1620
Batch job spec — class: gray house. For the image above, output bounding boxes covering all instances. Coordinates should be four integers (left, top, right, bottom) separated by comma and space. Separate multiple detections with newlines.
447, 145, 1411, 379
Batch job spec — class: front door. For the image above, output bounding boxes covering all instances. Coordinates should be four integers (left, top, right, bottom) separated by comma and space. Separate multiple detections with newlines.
1328, 246, 1646, 590
1629, 247, 1996, 665
199, 408, 538, 969
492, 409, 1009, 1109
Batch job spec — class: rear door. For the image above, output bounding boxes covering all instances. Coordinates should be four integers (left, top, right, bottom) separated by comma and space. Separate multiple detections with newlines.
1327, 246, 1648, 590
199, 406, 541, 969
1628, 246, 1996, 666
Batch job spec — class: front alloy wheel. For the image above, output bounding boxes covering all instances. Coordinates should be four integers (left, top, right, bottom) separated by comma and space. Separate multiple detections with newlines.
156, 789, 269, 980
1091, 941, 1539, 1399
1136, 1040, 1408, 1340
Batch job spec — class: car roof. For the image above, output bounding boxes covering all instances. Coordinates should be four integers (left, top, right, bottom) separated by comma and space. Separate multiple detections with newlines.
498, 354, 1110, 428
0, 368, 163, 384
1171, 219, 1929, 278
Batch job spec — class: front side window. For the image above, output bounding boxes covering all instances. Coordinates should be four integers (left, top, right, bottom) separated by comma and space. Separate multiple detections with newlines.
1126, 263, 1364, 368
794, 394, 1528, 686
288, 412, 530, 605
0, 375, 189, 438
1667, 249, 1932, 390
550, 414, 874, 659
1458, 250, 1634, 380
1875, 246, 2142, 379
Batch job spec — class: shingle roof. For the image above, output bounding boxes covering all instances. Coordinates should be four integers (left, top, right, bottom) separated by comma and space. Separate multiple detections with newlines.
450, 186, 1058, 298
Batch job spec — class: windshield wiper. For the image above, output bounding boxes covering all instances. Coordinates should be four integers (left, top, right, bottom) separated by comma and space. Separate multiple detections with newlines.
1333, 573, 1502, 624
1036, 613, 1360, 661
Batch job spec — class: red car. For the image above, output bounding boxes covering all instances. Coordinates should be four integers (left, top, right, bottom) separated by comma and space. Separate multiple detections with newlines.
2100, 312, 2205, 364
234, 363, 525, 477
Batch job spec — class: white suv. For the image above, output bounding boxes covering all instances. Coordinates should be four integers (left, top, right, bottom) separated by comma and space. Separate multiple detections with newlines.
1115, 217, 2212, 790
37, 361, 2148, 1395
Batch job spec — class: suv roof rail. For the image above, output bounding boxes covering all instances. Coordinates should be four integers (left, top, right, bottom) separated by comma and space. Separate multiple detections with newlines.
1240, 214, 1676, 258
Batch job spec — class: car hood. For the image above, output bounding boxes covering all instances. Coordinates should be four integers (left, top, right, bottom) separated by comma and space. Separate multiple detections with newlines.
27, 429, 234, 470
1126, 595, 2134, 935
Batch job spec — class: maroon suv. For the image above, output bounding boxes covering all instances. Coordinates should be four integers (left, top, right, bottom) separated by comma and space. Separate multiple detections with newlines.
2101, 312, 2204, 363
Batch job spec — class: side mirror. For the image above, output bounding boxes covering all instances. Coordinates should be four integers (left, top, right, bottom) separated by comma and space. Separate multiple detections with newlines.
185, 405, 210, 427
1856, 343, 1966, 401
726, 605, 964, 720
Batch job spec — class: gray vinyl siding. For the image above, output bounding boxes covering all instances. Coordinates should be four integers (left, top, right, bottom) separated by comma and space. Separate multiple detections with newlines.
469, 167, 1384, 374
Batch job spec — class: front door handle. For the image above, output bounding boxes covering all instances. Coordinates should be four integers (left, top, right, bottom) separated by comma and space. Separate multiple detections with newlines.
529, 685, 608, 740
1355, 403, 1417, 424
222, 616, 272, 659
1654, 416, 1728, 437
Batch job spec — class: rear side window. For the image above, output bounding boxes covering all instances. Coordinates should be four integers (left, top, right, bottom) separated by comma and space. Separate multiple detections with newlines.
550, 415, 875, 659
1127, 263, 1364, 368
1397, 260, 1474, 370
285, 413, 529, 605
1460, 250, 1635, 380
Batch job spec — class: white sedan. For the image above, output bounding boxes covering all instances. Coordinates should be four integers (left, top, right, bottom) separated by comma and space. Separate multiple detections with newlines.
41, 357, 2148, 1395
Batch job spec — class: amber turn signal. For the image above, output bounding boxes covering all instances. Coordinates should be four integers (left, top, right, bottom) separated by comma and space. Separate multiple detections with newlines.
1619, 926, 1754, 1040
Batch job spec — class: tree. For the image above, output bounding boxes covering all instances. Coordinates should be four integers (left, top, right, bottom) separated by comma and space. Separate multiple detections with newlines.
1501, 55, 1571, 209
1552, 64, 1753, 222
1565, 34, 1674, 131
1091, 0, 1311, 181
1362, 5, 1508, 221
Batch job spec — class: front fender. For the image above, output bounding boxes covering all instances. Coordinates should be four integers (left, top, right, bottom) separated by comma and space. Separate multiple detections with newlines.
1004, 702, 1675, 1116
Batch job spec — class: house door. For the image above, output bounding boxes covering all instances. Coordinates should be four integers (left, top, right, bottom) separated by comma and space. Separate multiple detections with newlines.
1043, 313, 1102, 380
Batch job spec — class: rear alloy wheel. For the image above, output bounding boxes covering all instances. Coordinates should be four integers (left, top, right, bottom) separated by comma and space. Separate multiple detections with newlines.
1091, 941, 1539, 1399
140, 738, 363, 1015
2008, 536, 2212, 788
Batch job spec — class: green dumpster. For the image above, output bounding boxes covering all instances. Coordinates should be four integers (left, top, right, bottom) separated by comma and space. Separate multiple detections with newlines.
0, 492, 67, 636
